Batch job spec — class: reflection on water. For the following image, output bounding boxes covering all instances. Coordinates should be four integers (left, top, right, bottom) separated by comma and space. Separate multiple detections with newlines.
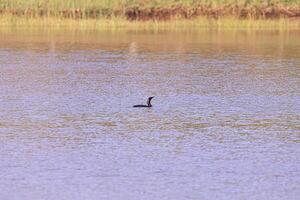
0, 29, 299, 200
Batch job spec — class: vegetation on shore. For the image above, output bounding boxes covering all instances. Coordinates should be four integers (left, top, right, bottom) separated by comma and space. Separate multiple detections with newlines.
0, 0, 299, 20
0, 0, 299, 30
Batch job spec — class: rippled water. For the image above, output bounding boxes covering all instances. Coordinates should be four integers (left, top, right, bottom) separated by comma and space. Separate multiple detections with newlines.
0, 29, 299, 200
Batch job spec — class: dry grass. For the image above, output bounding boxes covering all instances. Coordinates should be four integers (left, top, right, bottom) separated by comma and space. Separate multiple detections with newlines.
0, 0, 299, 19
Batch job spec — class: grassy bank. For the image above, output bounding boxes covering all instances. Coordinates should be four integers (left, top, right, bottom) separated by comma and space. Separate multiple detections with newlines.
0, 0, 299, 30
0, 0, 299, 20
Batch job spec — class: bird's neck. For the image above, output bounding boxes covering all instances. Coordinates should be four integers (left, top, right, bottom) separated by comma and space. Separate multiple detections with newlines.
147, 99, 152, 107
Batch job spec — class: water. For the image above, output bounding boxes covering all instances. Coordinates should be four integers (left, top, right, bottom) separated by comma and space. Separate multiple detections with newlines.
0, 29, 299, 200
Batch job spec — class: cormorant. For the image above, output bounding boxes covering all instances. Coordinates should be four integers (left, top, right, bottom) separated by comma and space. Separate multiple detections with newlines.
133, 96, 154, 107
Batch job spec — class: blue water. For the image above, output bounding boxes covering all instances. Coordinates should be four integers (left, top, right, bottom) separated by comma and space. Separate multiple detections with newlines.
0, 29, 299, 200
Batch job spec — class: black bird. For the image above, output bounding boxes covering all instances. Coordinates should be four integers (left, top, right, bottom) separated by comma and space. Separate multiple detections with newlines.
133, 96, 154, 107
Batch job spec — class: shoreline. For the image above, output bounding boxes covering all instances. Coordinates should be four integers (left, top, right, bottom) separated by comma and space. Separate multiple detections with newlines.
1, 15, 299, 30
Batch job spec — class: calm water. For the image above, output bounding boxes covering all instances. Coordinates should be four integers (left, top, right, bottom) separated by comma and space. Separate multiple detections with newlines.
0, 29, 299, 200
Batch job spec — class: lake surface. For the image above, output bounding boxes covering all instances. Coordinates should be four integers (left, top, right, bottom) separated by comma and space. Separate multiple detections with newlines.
0, 29, 299, 200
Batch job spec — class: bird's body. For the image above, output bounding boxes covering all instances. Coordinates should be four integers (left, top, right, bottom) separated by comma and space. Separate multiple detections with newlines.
133, 97, 154, 108
133, 105, 151, 107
